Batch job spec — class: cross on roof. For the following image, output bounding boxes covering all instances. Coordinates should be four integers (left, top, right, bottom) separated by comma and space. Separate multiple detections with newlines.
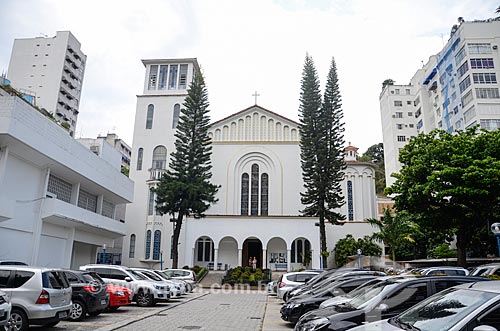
252, 91, 260, 105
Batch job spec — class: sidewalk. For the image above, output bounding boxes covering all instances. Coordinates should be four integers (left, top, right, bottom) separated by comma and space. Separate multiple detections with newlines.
262, 294, 294, 331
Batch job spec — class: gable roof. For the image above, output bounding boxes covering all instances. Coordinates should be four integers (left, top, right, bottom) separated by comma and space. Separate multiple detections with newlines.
210, 104, 300, 127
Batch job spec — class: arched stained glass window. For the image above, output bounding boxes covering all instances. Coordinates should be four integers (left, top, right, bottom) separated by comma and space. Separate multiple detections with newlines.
297, 240, 303, 263
173, 104, 181, 128
136, 148, 143, 170
241, 173, 249, 215
291, 241, 296, 263
251, 164, 259, 216
347, 180, 354, 221
152, 145, 167, 169
146, 104, 154, 129
153, 230, 161, 260
261, 173, 268, 216
148, 189, 154, 216
129, 234, 136, 258
145, 230, 152, 259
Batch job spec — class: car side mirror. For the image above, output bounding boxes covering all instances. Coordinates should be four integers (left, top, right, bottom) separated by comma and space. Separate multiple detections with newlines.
473, 326, 498, 331
376, 303, 389, 311
124, 277, 132, 282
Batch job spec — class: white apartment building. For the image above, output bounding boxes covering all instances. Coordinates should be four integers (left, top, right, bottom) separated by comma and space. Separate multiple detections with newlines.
122, 58, 380, 271
380, 18, 500, 186
7, 31, 86, 137
78, 133, 132, 173
0, 86, 133, 268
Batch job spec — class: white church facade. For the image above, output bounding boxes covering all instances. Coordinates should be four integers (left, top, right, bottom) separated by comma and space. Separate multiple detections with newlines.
122, 58, 379, 271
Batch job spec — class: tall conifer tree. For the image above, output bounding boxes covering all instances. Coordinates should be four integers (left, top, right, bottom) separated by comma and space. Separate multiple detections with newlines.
154, 70, 219, 268
299, 55, 346, 268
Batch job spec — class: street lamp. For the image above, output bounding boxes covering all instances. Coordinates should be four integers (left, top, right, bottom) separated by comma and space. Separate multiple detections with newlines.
491, 223, 500, 257
102, 244, 107, 264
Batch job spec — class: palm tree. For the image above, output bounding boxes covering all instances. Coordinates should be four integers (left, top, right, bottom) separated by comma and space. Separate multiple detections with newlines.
366, 208, 419, 267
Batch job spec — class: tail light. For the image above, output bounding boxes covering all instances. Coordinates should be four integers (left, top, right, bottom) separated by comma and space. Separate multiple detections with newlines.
83, 285, 98, 293
278, 282, 286, 288
36, 289, 50, 304
192, 274, 196, 281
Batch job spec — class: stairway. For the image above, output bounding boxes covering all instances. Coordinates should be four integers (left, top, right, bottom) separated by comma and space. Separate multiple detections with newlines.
198, 270, 225, 288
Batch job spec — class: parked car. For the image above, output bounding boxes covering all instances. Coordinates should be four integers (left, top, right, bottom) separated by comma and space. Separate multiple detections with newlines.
80, 265, 170, 307
0, 266, 72, 330
417, 266, 469, 276
293, 275, 488, 331
131, 268, 183, 297
0, 289, 12, 327
162, 269, 197, 291
470, 263, 500, 277
281, 275, 379, 323
277, 271, 322, 300
106, 283, 132, 311
150, 270, 190, 293
267, 280, 278, 295
61, 270, 109, 321
348, 281, 500, 331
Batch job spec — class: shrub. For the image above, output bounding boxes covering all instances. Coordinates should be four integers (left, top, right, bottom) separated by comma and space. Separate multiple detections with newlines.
191, 265, 201, 274
249, 274, 255, 282
244, 266, 251, 273
254, 269, 263, 280
241, 271, 250, 281
182, 265, 190, 270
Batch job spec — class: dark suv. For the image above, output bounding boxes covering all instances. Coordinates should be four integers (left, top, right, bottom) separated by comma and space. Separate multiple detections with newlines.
61, 270, 109, 321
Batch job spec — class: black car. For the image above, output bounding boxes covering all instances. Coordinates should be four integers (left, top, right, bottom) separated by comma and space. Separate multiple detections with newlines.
287, 269, 386, 302
294, 275, 490, 331
281, 275, 379, 323
62, 270, 109, 321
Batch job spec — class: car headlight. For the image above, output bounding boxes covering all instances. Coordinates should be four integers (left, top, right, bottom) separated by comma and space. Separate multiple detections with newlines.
113, 291, 125, 296
299, 317, 329, 331
287, 302, 302, 309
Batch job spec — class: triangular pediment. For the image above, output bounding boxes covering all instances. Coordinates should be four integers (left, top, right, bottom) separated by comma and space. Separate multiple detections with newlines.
209, 105, 300, 143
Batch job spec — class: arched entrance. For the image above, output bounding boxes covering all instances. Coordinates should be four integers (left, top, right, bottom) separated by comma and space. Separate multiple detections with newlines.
194, 236, 214, 268
267, 237, 287, 271
291, 237, 312, 270
242, 238, 262, 269
218, 236, 238, 270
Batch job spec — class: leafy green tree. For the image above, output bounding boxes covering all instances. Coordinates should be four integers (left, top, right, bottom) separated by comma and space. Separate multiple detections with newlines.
359, 143, 386, 194
386, 128, 500, 267
120, 166, 129, 177
334, 234, 382, 267
154, 70, 219, 268
366, 208, 419, 266
382, 79, 395, 89
298, 55, 346, 269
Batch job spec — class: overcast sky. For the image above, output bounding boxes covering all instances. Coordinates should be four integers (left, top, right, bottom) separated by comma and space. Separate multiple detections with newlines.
1, 0, 497, 153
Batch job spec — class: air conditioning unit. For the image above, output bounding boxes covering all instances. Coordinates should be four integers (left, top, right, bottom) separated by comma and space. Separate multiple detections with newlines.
493, 45, 498, 50
46, 192, 57, 199
392, 115, 396, 118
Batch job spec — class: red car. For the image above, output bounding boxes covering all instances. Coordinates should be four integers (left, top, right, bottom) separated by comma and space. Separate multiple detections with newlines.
106, 284, 131, 311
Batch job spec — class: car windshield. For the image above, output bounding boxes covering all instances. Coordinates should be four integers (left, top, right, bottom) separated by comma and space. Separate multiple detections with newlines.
155, 271, 170, 280
129, 270, 148, 280
470, 267, 494, 276
396, 288, 497, 331
349, 281, 400, 310
344, 278, 384, 298
142, 271, 162, 281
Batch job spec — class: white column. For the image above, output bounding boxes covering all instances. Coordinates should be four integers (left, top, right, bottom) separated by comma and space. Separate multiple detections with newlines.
31, 167, 51, 265
238, 248, 242, 267
311, 250, 319, 269
192, 248, 195, 267
214, 248, 219, 270
286, 249, 291, 272
262, 249, 267, 270
97, 195, 104, 215
64, 228, 76, 268
70, 182, 80, 205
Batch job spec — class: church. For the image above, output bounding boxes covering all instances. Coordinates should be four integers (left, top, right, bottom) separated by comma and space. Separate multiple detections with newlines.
122, 58, 379, 271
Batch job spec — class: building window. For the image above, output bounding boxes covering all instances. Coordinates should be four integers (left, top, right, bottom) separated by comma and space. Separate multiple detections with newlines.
480, 119, 500, 131
241, 174, 249, 215
101, 200, 115, 218
148, 189, 155, 216
397, 124, 403, 130
78, 189, 97, 212
455, 46, 466, 64
406, 101, 412, 105
347, 180, 354, 221
457, 61, 469, 77
471, 58, 494, 69
196, 238, 212, 262
47, 174, 72, 203
463, 106, 476, 123
137, 148, 144, 170
251, 164, 259, 216
476, 88, 500, 99
405, 89, 411, 95
159, 65, 168, 89
146, 104, 154, 129
395, 89, 400, 95
173, 104, 181, 128
179, 64, 188, 89
462, 90, 474, 108
169, 65, 178, 89
409, 124, 414, 128
291, 241, 295, 263
394, 112, 403, 118
468, 43, 491, 54
148, 65, 158, 90
153, 230, 161, 260
129, 234, 136, 258
145, 230, 151, 259
473, 73, 497, 84
297, 240, 303, 263
459, 75, 471, 93
394, 100, 403, 107
152, 145, 167, 169
407, 112, 413, 116
261, 173, 269, 216
397, 136, 406, 142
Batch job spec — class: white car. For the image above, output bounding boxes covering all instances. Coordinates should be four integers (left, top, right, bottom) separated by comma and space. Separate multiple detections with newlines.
162, 269, 197, 292
277, 271, 321, 300
131, 268, 184, 297
0, 289, 11, 327
80, 265, 170, 307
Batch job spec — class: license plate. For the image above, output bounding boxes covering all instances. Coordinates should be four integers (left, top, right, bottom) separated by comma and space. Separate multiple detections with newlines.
101, 299, 107, 305
58, 311, 67, 319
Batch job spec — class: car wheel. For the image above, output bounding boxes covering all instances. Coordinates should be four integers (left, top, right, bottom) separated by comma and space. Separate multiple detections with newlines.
89, 310, 102, 317
283, 292, 288, 301
5, 308, 28, 331
107, 306, 120, 312
69, 300, 87, 321
136, 290, 154, 307
43, 321, 59, 328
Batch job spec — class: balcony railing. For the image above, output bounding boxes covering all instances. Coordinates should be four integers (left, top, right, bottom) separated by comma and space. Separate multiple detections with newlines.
147, 168, 167, 183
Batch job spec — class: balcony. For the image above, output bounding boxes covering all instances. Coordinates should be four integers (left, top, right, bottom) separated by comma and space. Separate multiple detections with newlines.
147, 168, 167, 183
41, 197, 126, 238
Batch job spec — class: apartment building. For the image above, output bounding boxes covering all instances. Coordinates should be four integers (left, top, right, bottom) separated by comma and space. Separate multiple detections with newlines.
7, 31, 86, 137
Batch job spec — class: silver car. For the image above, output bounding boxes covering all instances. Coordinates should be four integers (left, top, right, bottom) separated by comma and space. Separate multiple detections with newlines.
131, 268, 184, 297
162, 269, 197, 292
0, 266, 72, 329
348, 281, 500, 331
0, 289, 11, 327
277, 271, 321, 300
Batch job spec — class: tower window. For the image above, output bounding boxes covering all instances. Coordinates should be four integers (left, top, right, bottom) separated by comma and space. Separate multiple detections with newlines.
169, 65, 178, 89
179, 64, 188, 89
251, 164, 259, 216
145, 230, 152, 259
153, 230, 161, 260
241, 174, 249, 215
347, 180, 354, 221
148, 65, 158, 90
146, 104, 154, 129
137, 148, 144, 170
173, 104, 181, 128
159, 65, 168, 89
129, 234, 136, 258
